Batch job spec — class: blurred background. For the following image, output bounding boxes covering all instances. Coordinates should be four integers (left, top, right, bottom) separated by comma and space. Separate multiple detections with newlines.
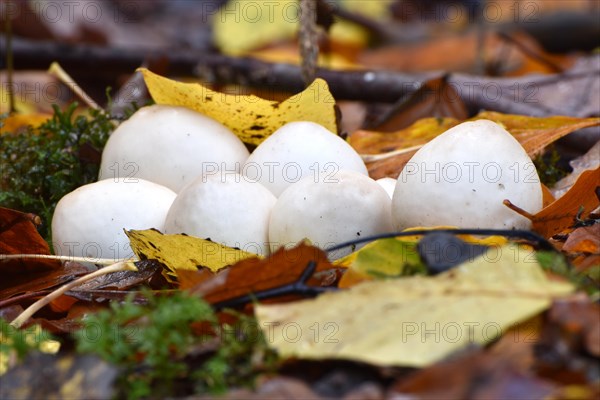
1, 0, 599, 109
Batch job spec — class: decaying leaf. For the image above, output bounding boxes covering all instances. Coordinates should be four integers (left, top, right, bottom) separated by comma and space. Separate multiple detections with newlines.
139, 68, 337, 145
255, 244, 573, 367
125, 229, 257, 282
531, 167, 600, 238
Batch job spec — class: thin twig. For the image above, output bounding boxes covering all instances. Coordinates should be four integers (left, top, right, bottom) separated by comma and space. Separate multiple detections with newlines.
0, 253, 136, 266
299, 0, 319, 86
213, 261, 336, 310
10, 261, 138, 328
47, 62, 102, 110
360, 144, 424, 162
4, 0, 15, 113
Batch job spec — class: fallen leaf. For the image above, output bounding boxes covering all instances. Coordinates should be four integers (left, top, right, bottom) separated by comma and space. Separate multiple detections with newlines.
562, 225, 600, 254
0, 207, 60, 273
125, 229, 258, 282
212, 0, 298, 56
212, 0, 393, 56
531, 167, 600, 238
366, 76, 468, 132
0, 113, 51, 134
139, 68, 337, 145
475, 111, 600, 158
350, 113, 600, 179
181, 242, 336, 306
335, 238, 425, 288
0, 262, 87, 302
255, 244, 573, 367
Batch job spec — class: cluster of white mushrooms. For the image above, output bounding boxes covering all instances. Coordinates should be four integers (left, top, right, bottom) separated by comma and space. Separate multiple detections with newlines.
51, 105, 543, 262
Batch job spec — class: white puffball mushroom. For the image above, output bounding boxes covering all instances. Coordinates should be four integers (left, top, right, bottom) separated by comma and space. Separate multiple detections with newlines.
392, 119, 543, 230
269, 170, 393, 258
242, 121, 368, 196
376, 177, 397, 199
99, 105, 250, 192
164, 173, 276, 255
51, 178, 176, 262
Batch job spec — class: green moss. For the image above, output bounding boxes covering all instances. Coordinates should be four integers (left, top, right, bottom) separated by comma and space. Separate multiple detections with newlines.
0, 104, 114, 243
74, 290, 278, 399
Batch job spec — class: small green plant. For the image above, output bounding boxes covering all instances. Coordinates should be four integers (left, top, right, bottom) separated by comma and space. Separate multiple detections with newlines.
0, 104, 114, 242
74, 290, 278, 399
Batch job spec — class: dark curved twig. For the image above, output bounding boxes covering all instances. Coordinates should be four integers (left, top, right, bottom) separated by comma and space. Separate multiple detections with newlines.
325, 228, 557, 253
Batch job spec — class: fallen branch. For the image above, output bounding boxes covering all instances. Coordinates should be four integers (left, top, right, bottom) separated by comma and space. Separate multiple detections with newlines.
3, 37, 599, 116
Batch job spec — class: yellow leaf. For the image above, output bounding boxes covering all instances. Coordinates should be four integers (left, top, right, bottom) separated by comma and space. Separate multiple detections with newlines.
126, 229, 258, 282
139, 68, 337, 146
212, 0, 393, 55
213, 0, 298, 56
255, 244, 573, 367
0, 113, 52, 134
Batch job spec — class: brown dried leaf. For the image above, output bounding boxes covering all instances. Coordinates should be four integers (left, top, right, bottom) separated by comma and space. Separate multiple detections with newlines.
180, 243, 335, 305
0, 207, 61, 273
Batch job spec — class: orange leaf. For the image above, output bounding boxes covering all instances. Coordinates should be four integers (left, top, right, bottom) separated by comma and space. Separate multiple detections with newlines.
474, 112, 600, 158
531, 167, 600, 238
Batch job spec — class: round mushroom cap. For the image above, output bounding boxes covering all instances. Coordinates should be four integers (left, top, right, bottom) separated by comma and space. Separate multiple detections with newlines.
392, 119, 543, 230
164, 173, 276, 255
269, 170, 393, 259
242, 121, 368, 196
51, 178, 176, 263
99, 105, 250, 192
